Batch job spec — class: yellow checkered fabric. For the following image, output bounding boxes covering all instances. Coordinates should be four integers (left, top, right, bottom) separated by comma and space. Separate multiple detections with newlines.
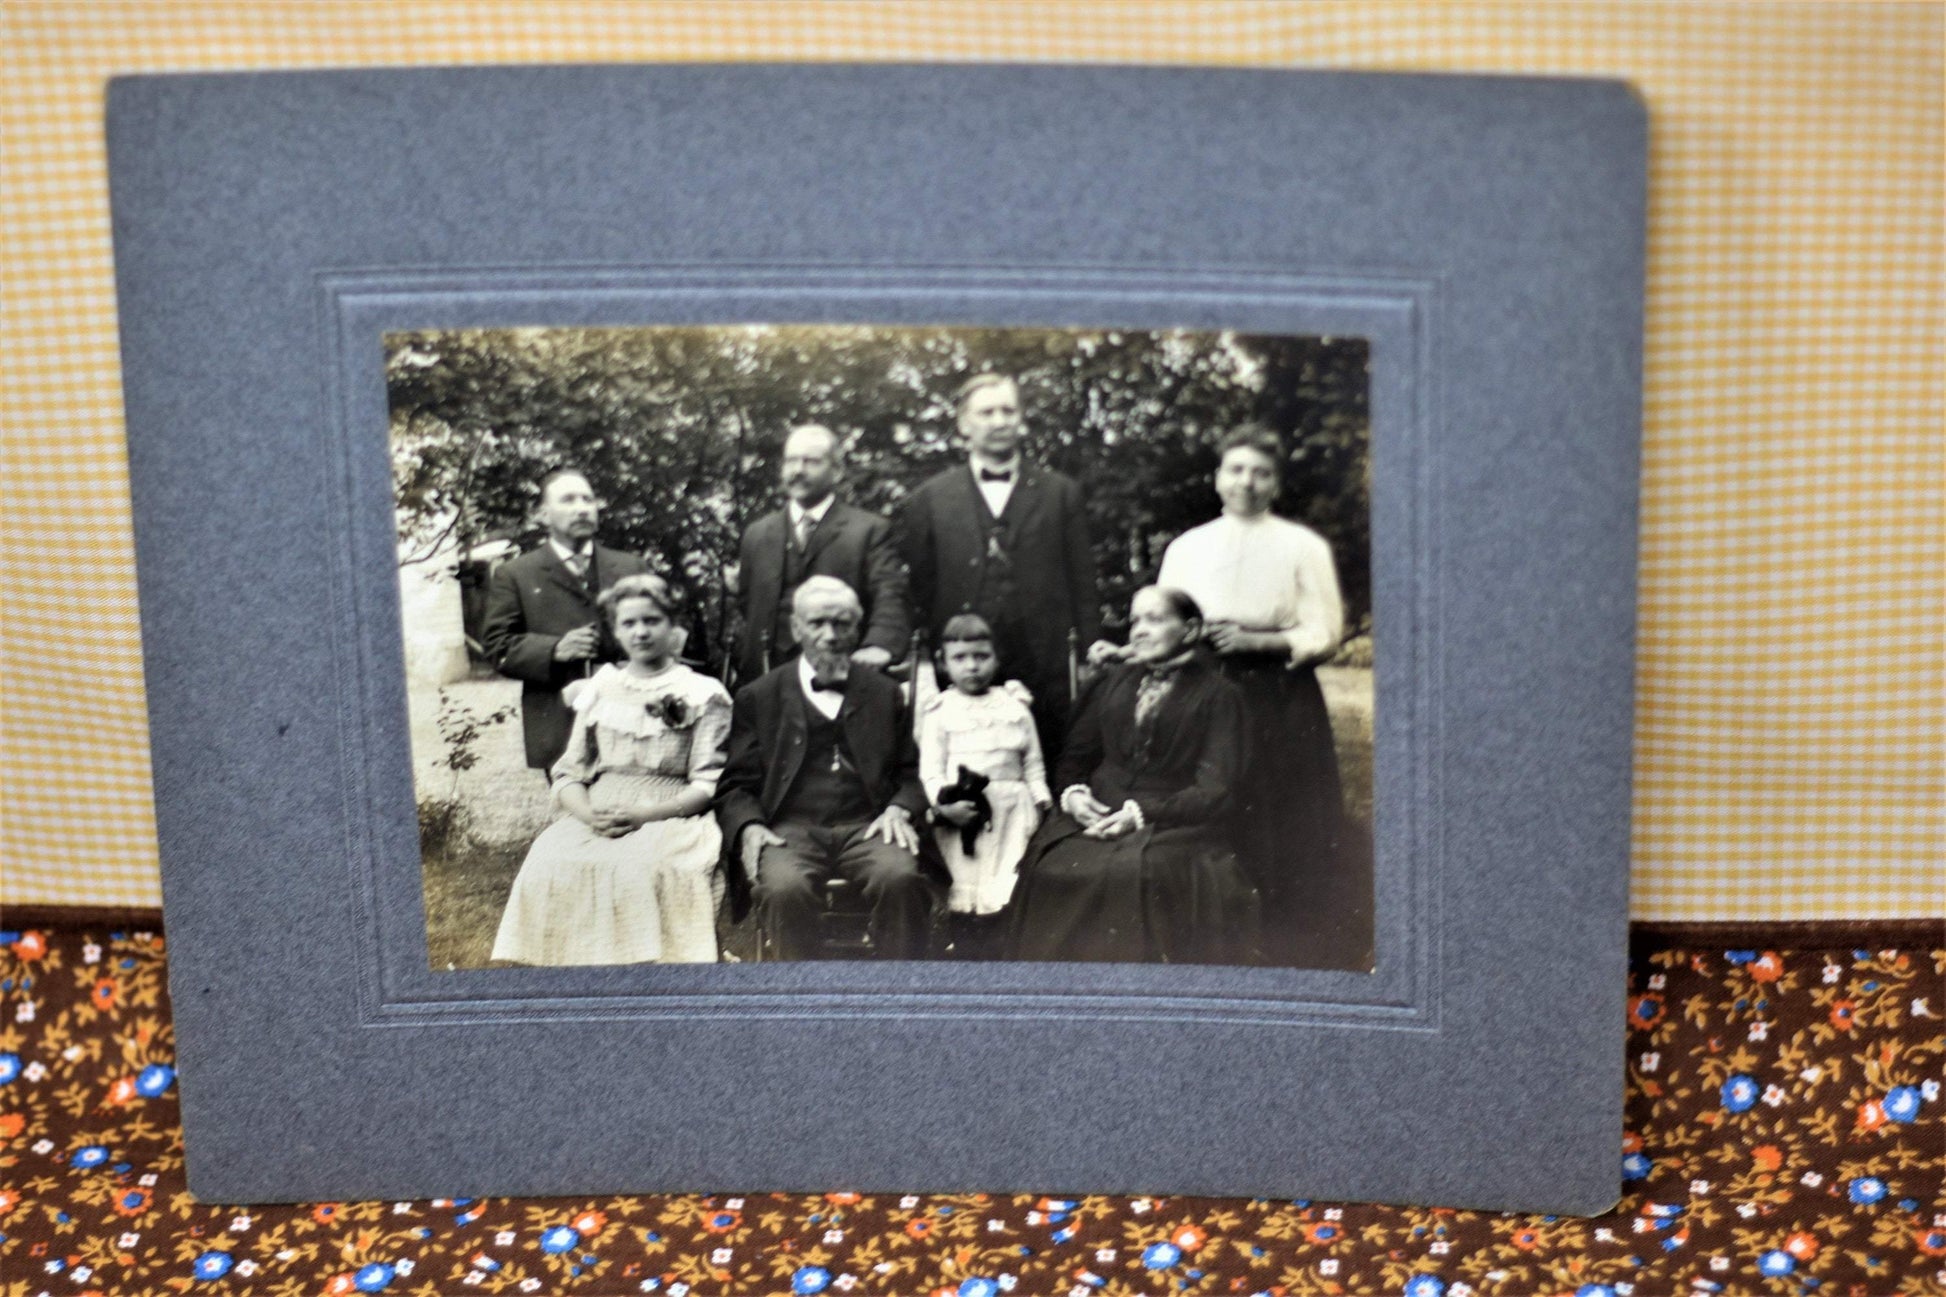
2, 3, 1939, 918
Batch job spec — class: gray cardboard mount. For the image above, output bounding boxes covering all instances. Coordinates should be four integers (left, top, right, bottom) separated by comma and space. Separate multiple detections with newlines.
106, 64, 1643, 1213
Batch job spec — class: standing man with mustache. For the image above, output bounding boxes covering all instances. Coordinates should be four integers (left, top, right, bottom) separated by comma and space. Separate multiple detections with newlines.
899, 373, 1103, 762
731, 423, 910, 687
480, 467, 650, 772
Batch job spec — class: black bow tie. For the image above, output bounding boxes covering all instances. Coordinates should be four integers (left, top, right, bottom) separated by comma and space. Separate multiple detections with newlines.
978, 468, 1014, 483
810, 674, 848, 695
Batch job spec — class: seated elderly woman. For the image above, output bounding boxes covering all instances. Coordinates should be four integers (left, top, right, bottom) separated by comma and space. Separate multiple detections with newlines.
1007, 585, 1258, 965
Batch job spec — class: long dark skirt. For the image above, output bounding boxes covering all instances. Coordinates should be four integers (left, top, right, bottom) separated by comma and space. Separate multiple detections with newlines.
1216, 653, 1348, 967
1008, 815, 1259, 965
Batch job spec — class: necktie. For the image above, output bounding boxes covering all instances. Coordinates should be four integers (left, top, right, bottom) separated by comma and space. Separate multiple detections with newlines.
978, 468, 1013, 483
793, 513, 815, 550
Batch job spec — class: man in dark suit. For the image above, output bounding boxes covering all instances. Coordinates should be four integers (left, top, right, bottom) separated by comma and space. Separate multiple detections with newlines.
732, 423, 910, 685
480, 467, 650, 771
716, 576, 936, 961
898, 373, 1104, 758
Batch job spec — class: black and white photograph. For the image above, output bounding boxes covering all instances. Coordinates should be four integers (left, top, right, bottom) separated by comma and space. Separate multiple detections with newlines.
388, 324, 1373, 973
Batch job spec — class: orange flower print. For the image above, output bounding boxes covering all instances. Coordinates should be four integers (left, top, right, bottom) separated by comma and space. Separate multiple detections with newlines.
91, 979, 117, 1010
825, 1192, 862, 1205
1304, 1221, 1344, 1245
1748, 952, 1784, 982
111, 1186, 151, 1217
1784, 1233, 1820, 1260
10, 931, 46, 960
1171, 1224, 1208, 1251
1829, 1000, 1857, 1031
1751, 1144, 1784, 1171
1856, 1100, 1888, 1133
1917, 1226, 1946, 1257
572, 1209, 608, 1236
906, 1218, 934, 1239
324, 1273, 358, 1296
106, 1076, 138, 1105
0, 1111, 23, 1139
312, 1203, 342, 1225
1628, 994, 1665, 1028
0, 1188, 19, 1216
699, 1209, 740, 1234
1511, 1227, 1542, 1251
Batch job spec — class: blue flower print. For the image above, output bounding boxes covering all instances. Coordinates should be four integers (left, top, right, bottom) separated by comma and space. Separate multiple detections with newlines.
540, 1225, 581, 1254
1882, 1085, 1922, 1122
959, 1279, 1001, 1297
1141, 1242, 1183, 1269
0, 1052, 19, 1084
791, 1265, 832, 1294
192, 1251, 234, 1281
1847, 1176, 1888, 1205
1758, 1250, 1796, 1276
1575, 1286, 1617, 1297
1721, 1075, 1760, 1112
1622, 1152, 1652, 1180
355, 1262, 396, 1292
70, 1145, 110, 1169
1725, 950, 1756, 964
1404, 1276, 1445, 1297
136, 1064, 175, 1097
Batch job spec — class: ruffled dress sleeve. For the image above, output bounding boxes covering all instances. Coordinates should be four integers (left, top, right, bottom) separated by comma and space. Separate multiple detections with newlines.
682, 674, 733, 796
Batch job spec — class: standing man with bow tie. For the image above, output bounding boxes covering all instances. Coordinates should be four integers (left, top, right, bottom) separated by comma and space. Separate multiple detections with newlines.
480, 467, 651, 772
899, 372, 1103, 761
716, 576, 937, 959
730, 423, 910, 687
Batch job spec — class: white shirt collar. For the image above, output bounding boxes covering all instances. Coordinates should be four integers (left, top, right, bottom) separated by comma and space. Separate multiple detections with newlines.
797, 654, 845, 718
548, 537, 593, 564
969, 454, 1022, 478
788, 495, 836, 528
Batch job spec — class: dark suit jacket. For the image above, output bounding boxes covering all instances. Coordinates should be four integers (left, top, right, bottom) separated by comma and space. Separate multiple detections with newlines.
736, 500, 910, 682
479, 541, 650, 768
897, 462, 1102, 697
714, 662, 926, 917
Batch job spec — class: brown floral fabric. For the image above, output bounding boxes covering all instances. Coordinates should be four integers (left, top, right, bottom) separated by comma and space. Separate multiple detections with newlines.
1, 923, 1941, 1297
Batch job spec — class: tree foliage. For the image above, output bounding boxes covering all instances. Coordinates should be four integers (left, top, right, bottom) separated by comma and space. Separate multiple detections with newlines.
387, 324, 1369, 668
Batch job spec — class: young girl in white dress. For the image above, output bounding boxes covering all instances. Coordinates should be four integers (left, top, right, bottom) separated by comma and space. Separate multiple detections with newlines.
491, 574, 732, 965
919, 614, 1052, 930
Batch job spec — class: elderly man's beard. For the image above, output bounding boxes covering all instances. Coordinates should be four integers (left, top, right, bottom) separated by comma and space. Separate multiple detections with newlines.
801, 640, 854, 685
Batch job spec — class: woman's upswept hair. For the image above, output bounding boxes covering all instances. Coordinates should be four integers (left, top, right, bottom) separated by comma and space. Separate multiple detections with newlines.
1216, 421, 1284, 464
1133, 584, 1205, 626
597, 573, 682, 626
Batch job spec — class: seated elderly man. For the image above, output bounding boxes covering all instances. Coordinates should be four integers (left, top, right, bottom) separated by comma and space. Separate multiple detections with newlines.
716, 575, 937, 960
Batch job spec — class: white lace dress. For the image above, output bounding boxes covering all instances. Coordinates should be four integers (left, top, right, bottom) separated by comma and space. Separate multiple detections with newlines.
491, 663, 731, 965
919, 684, 1052, 915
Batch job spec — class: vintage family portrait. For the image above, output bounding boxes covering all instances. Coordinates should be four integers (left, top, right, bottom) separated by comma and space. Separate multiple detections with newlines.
387, 324, 1374, 973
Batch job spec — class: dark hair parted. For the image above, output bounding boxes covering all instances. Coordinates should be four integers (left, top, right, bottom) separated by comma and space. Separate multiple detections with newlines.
938, 612, 998, 650
1134, 584, 1205, 626
536, 465, 595, 502
597, 573, 682, 627
1216, 421, 1285, 465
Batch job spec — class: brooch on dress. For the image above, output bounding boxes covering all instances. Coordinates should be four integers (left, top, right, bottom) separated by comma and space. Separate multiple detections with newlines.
645, 695, 697, 730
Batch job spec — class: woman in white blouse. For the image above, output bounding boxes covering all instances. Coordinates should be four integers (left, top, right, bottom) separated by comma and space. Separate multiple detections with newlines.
1152, 423, 1347, 967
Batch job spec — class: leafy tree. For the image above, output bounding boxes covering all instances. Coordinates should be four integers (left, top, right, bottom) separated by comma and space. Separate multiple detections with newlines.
387, 325, 1370, 672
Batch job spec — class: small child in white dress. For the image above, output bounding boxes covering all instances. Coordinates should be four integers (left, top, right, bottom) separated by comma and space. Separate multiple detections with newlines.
919, 614, 1052, 924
